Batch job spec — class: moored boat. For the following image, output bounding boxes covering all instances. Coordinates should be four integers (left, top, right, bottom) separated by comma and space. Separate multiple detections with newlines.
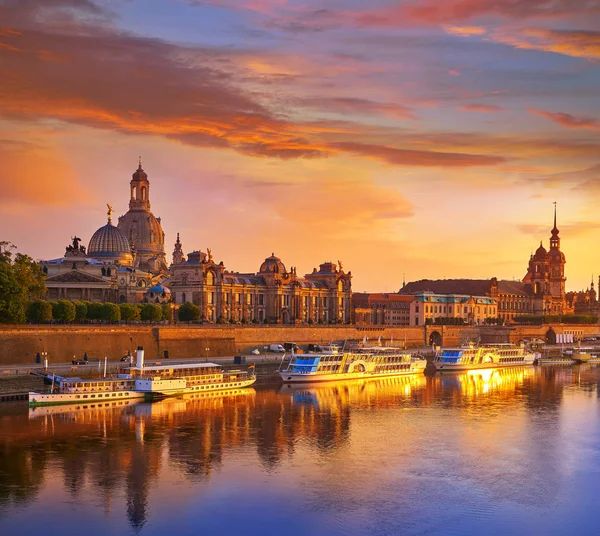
434, 342, 536, 372
279, 344, 427, 384
30, 347, 256, 407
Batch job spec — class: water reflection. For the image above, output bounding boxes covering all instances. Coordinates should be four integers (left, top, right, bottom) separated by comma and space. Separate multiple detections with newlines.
1, 366, 599, 536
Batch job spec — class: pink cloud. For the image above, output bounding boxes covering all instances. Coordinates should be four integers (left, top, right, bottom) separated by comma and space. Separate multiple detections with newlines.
527, 108, 599, 129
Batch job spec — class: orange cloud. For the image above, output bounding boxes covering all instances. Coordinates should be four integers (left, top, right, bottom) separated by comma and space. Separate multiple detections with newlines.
491, 28, 600, 60
527, 108, 599, 130
460, 104, 502, 113
444, 26, 487, 37
330, 142, 505, 167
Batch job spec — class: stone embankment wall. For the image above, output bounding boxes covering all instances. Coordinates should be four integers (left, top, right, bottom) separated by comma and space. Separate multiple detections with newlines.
0, 324, 597, 365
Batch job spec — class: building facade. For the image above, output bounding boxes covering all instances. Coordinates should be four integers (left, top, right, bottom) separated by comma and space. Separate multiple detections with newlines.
169, 247, 352, 324
352, 293, 413, 326
410, 293, 497, 326
400, 207, 570, 323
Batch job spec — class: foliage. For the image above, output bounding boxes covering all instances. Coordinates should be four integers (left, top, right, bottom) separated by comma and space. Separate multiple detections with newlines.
100, 303, 121, 322
513, 314, 599, 325
178, 302, 200, 322
26, 300, 53, 323
120, 303, 141, 322
52, 300, 76, 323
141, 303, 162, 322
74, 300, 87, 321
85, 301, 103, 321
432, 317, 466, 325
0, 242, 46, 323
161, 303, 172, 323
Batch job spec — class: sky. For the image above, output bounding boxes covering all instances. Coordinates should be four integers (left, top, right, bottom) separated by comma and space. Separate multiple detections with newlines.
1, 0, 599, 293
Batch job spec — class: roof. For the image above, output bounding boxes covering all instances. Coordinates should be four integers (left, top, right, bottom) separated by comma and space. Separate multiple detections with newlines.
400, 279, 492, 295
497, 280, 530, 296
130, 362, 221, 372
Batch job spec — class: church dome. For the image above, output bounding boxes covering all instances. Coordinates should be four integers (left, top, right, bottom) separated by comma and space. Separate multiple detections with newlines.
533, 242, 548, 261
259, 253, 286, 274
88, 221, 133, 265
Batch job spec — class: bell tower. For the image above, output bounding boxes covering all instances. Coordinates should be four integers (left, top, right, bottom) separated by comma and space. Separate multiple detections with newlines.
172, 233, 185, 266
547, 202, 566, 310
129, 156, 150, 211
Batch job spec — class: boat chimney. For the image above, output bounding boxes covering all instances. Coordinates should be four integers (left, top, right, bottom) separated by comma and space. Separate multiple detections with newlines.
136, 346, 144, 368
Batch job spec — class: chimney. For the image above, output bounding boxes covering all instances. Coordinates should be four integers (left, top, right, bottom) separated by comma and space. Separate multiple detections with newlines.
136, 346, 145, 368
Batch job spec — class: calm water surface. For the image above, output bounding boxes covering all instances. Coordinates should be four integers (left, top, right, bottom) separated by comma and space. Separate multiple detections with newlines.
1, 366, 599, 536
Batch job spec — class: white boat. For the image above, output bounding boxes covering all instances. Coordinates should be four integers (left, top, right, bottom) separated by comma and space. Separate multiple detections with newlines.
434, 343, 536, 372
30, 347, 256, 407
28, 376, 145, 407
279, 345, 427, 384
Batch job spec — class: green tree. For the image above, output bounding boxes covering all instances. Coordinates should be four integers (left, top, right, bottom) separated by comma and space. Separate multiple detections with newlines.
141, 303, 163, 322
52, 300, 76, 323
161, 303, 172, 324
100, 303, 121, 322
120, 303, 141, 322
26, 300, 53, 323
0, 242, 46, 323
73, 300, 87, 322
86, 301, 102, 321
178, 302, 200, 322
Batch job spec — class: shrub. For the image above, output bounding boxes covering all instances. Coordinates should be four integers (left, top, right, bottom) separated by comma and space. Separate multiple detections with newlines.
141, 303, 163, 322
74, 300, 87, 322
120, 303, 141, 322
100, 303, 121, 322
178, 302, 200, 322
161, 303, 172, 323
26, 300, 52, 323
52, 300, 76, 323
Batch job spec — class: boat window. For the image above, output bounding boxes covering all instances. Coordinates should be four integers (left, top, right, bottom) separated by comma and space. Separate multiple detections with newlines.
83, 395, 88, 398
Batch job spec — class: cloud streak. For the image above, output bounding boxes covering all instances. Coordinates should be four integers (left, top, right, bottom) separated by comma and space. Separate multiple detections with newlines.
528, 108, 599, 130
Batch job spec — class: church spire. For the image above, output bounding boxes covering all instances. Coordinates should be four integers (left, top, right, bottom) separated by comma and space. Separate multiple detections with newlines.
172, 232, 185, 266
550, 202, 560, 249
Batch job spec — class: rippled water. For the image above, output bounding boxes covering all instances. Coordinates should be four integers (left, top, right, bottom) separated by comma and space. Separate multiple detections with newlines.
1, 365, 599, 536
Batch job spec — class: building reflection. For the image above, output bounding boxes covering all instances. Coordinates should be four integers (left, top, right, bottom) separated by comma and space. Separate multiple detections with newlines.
0, 367, 593, 529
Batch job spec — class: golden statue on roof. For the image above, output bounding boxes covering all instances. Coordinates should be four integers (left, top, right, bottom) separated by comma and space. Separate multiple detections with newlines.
107, 204, 113, 223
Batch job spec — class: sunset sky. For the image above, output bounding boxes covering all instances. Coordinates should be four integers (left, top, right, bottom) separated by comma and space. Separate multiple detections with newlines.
1, 0, 599, 292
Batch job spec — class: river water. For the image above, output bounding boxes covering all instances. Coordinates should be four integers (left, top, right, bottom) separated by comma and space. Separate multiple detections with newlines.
1, 365, 599, 536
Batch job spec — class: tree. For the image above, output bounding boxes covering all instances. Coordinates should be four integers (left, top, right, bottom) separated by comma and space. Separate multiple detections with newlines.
73, 301, 87, 322
52, 300, 76, 323
120, 303, 141, 322
141, 303, 162, 322
161, 303, 172, 324
26, 300, 53, 323
178, 302, 200, 322
100, 303, 121, 322
86, 301, 102, 321
0, 242, 46, 324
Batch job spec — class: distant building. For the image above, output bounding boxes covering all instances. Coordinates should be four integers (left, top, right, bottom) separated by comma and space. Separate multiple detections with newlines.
410, 292, 497, 326
400, 206, 571, 323
352, 293, 413, 326
169, 247, 352, 324
566, 277, 600, 317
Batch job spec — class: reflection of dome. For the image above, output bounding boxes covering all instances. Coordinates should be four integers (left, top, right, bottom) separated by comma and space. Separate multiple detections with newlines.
88, 222, 133, 265
259, 253, 286, 274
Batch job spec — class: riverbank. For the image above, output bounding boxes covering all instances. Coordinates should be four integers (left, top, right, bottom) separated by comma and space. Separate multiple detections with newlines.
1, 323, 598, 365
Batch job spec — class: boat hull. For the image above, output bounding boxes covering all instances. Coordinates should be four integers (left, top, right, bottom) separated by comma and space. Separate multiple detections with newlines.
279, 366, 426, 384
146, 377, 257, 397
28, 390, 146, 407
434, 360, 534, 372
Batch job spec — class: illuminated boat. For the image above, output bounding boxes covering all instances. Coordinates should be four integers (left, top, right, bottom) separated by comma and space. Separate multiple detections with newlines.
279, 345, 426, 384
30, 347, 256, 407
433, 342, 536, 372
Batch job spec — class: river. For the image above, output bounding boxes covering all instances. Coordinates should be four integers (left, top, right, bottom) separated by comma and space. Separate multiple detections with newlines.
1, 365, 599, 535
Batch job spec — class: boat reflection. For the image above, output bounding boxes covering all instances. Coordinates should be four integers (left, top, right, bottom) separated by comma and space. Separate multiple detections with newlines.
278, 374, 427, 409
433, 367, 535, 399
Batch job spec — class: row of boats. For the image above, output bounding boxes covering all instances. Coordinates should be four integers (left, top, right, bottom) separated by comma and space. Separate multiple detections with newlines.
30, 341, 558, 407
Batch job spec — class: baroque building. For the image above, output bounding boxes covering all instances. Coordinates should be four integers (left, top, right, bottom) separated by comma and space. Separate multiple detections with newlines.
41, 163, 167, 304
117, 160, 168, 274
169, 244, 352, 324
399, 206, 570, 323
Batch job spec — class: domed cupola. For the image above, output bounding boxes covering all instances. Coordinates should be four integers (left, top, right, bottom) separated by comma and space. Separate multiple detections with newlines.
259, 253, 286, 274
533, 241, 548, 261
117, 159, 167, 274
88, 206, 133, 265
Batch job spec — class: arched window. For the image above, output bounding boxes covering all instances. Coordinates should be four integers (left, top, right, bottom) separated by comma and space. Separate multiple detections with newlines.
182, 273, 188, 285
141, 186, 147, 201
206, 271, 214, 285
337, 279, 343, 292
131, 185, 136, 199
181, 292, 186, 303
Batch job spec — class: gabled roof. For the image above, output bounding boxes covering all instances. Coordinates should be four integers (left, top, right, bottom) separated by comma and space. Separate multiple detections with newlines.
46, 270, 107, 284
400, 279, 492, 295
